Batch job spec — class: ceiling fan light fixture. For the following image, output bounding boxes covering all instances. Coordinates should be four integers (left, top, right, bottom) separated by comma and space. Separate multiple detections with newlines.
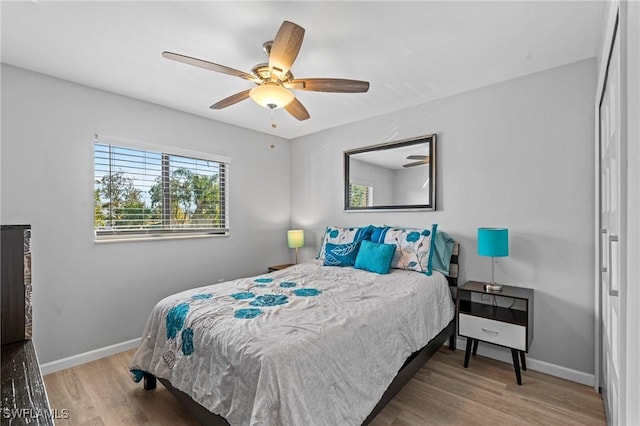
163, 20, 368, 121
249, 83, 294, 109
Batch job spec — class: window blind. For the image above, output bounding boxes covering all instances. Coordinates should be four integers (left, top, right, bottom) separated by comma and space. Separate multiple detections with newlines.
94, 139, 228, 239
349, 183, 373, 207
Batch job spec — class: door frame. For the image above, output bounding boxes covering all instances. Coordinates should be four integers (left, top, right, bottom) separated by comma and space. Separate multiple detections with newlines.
595, 2, 640, 424
594, 0, 620, 396
594, 2, 634, 425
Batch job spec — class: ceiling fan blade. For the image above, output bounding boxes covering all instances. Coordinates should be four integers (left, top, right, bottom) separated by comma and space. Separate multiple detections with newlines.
406, 155, 429, 160
285, 98, 310, 121
403, 161, 428, 168
285, 78, 369, 93
163, 51, 258, 83
209, 89, 251, 109
269, 21, 305, 79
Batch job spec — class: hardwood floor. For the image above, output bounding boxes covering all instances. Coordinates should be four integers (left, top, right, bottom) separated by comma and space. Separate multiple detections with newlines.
44, 347, 605, 425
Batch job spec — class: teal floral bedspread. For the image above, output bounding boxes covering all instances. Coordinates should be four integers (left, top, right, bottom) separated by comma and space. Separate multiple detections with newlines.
129, 260, 454, 426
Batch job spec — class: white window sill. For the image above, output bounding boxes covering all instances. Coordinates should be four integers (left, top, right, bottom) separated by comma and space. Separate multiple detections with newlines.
94, 232, 229, 244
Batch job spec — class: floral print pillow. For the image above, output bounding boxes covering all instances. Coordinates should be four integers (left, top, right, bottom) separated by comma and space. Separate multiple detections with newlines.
370, 225, 438, 275
317, 225, 373, 260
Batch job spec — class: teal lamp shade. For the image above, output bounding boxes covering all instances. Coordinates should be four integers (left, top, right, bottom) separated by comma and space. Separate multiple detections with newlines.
477, 228, 509, 257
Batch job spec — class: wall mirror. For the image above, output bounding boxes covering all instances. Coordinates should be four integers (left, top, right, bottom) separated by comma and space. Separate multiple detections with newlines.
344, 134, 436, 211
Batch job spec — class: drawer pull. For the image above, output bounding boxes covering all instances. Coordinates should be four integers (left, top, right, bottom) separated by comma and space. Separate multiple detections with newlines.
481, 328, 499, 335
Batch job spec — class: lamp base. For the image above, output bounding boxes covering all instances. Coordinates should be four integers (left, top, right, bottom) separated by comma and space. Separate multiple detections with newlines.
484, 283, 503, 292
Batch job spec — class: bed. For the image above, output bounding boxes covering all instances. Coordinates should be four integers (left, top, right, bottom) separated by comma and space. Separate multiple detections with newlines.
130, 228, 459, 426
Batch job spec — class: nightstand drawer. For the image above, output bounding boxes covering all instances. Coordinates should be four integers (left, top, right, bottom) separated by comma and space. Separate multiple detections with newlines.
459, 313, 526, 351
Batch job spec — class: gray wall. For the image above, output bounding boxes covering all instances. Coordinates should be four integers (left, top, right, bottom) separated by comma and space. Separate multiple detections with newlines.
0, 64, 291, 364
392, 166, 430, 205
290, 59, 596, 375
349, 158, 394, 205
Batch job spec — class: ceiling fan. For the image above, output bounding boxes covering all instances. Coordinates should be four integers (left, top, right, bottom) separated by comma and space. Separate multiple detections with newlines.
403, 155, 430, 168
162, 21, 370, 121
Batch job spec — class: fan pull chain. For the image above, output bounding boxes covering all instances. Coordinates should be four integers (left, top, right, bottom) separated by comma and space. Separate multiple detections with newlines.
269, 105, 277, 128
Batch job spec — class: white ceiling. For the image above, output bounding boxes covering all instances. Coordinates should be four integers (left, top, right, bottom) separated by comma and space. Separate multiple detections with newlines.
1, 1, 603, 140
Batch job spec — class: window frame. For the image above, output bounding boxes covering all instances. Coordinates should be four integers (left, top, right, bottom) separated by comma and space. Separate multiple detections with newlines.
93, 135, 230, 242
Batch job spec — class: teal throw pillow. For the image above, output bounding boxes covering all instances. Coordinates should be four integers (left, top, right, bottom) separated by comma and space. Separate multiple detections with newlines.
354, 240, 396, 274
431, 230, 455, 275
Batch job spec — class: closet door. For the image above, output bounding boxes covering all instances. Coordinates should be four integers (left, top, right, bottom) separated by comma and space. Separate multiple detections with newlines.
599, 15, 622, 426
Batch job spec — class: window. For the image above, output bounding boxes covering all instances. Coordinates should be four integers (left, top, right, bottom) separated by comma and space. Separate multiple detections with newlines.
348, 183, 373, 207
94, 137, 229, 240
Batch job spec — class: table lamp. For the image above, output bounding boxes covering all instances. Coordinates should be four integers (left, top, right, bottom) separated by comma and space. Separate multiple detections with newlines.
477, 227, 509, 292
287, 230, 305, 264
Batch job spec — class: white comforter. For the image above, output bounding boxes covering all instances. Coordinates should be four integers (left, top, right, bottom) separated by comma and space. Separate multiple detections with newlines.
129, 260, 455, 426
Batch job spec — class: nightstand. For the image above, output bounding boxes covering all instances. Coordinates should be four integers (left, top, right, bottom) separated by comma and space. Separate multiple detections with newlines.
268, 263, 294, 273
457, 281, 534, 385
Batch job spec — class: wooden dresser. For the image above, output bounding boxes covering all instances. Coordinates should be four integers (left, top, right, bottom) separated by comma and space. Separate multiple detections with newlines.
1, 225, 54, 424
1, 342, 54, 425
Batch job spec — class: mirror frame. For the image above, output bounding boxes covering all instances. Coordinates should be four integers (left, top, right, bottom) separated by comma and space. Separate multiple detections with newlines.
344, 134, 437, 212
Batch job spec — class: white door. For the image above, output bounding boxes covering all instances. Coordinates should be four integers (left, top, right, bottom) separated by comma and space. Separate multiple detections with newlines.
599, 15, 622, 426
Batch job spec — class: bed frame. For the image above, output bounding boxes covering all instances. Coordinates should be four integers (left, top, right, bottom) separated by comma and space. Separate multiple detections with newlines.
142, 243, 460, 426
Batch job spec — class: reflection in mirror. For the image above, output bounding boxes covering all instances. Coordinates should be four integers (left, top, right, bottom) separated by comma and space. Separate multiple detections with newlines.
344, 135, 436, 211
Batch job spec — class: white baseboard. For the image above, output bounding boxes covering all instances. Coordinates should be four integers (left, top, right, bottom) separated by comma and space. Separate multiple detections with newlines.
454, 337, 595, 387
40, 337, 141, 376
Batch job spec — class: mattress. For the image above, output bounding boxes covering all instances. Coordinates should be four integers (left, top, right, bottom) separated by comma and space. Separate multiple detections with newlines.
129, 260, 455, 426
